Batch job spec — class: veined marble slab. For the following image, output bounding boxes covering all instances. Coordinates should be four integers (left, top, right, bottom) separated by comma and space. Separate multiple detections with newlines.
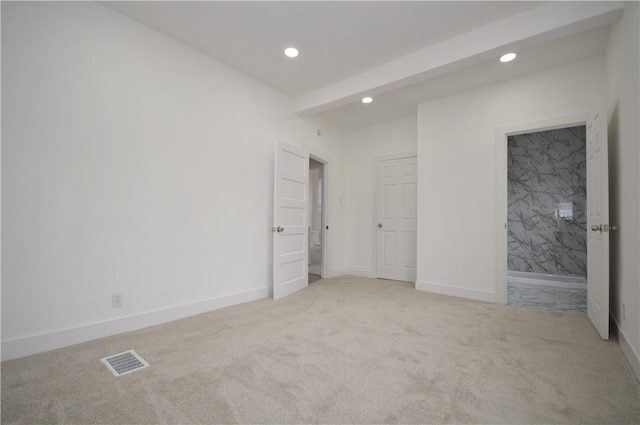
507, 126, 586, 278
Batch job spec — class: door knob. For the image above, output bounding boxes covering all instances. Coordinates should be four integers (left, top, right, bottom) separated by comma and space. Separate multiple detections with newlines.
378, 223, 383, 228
610, 225, 618, 232
277, 226, 284, 233
591, 224, 602, 232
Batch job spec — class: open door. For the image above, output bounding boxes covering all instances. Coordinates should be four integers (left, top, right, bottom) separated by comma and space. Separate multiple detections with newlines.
273, 141, 309, 300
587, 111, 610, 340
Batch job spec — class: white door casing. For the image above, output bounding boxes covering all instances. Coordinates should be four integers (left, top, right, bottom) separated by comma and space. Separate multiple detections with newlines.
376, 156, 417, 282
273, 141, 308, 300
587, 111, 610, 340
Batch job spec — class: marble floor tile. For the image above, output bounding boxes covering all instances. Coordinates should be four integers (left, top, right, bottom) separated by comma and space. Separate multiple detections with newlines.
508, 281, 586, 315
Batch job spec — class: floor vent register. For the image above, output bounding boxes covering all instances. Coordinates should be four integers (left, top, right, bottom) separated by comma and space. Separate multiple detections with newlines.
100, 350, 150, 376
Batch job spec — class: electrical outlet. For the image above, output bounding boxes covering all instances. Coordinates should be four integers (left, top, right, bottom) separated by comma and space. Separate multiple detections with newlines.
112, 293, 123, 308
622, 303, 626, 320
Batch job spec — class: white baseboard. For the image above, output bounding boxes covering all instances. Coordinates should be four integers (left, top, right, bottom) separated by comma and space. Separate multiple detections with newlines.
1, 287, 271, 361
612, 317, 640, 382
415, 280, 496, 303
345, 266, 376, 278
325, 267, 345, 278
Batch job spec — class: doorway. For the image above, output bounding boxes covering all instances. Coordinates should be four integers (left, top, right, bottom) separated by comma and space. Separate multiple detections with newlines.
495, 112, 610, 340
506, 125, 587, 314
308, 158, 324, 283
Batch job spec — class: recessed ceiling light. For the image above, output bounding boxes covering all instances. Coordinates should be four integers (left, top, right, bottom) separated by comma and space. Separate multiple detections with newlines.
284, 47, 299, 58
500, 53, 517, 63
362, 97, 373, 104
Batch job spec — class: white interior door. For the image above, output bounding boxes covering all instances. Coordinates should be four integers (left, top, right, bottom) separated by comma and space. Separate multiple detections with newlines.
376, 156, 417, 282
273, 141, 308, 300
587, 111, 610, 340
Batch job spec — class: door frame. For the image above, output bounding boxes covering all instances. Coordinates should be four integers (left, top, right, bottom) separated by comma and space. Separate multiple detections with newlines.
372, 152, 417, 279
309, 151, 330, 279
494, 113, 590, 304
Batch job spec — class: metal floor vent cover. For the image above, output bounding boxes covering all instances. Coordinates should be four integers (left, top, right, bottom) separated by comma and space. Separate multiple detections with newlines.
100, 350, 150, 376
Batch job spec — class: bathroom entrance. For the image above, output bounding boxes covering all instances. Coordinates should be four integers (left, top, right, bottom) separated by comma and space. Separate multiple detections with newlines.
506, 125, 588, 314
496, 111, 612, 340
308, 158, 324, 283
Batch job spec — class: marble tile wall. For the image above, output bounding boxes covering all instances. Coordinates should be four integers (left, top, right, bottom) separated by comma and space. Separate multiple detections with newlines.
507, 126, 587, 277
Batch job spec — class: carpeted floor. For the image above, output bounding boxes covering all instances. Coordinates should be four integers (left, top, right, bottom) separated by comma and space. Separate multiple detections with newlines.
2, 276, 639, 424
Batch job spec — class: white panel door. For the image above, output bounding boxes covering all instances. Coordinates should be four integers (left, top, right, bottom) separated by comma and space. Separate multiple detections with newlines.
273, 141, 308, 300
376, 156, 417, 282
587, 111, 610, 340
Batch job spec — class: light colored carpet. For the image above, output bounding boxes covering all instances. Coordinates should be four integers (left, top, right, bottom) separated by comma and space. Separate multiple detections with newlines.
2, 276, 639, 424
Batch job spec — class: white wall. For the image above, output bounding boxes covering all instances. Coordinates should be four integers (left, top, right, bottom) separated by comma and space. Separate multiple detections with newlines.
344, 116, 417, 277
416, 57, 606, 301
1, 2, 346, 359
605, 1, 640, 380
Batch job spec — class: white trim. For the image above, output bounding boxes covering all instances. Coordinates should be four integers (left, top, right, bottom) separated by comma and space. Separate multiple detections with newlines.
612, 317, 640, 382
495, 113, 590, 304
345, 266, 376, 278
1, 287, 270, 361
507, 270, 586, 284
507, 272, 586, 290
372, 152, 417, 278
416, 280, 496, 303
325, 267, 345, 278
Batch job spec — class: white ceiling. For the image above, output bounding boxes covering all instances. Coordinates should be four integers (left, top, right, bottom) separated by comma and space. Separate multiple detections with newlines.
319, 25, 611, 130
104, 1, 621, 130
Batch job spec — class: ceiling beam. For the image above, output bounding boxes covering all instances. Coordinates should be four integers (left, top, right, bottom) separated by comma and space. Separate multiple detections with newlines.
293, 1, 624, 116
